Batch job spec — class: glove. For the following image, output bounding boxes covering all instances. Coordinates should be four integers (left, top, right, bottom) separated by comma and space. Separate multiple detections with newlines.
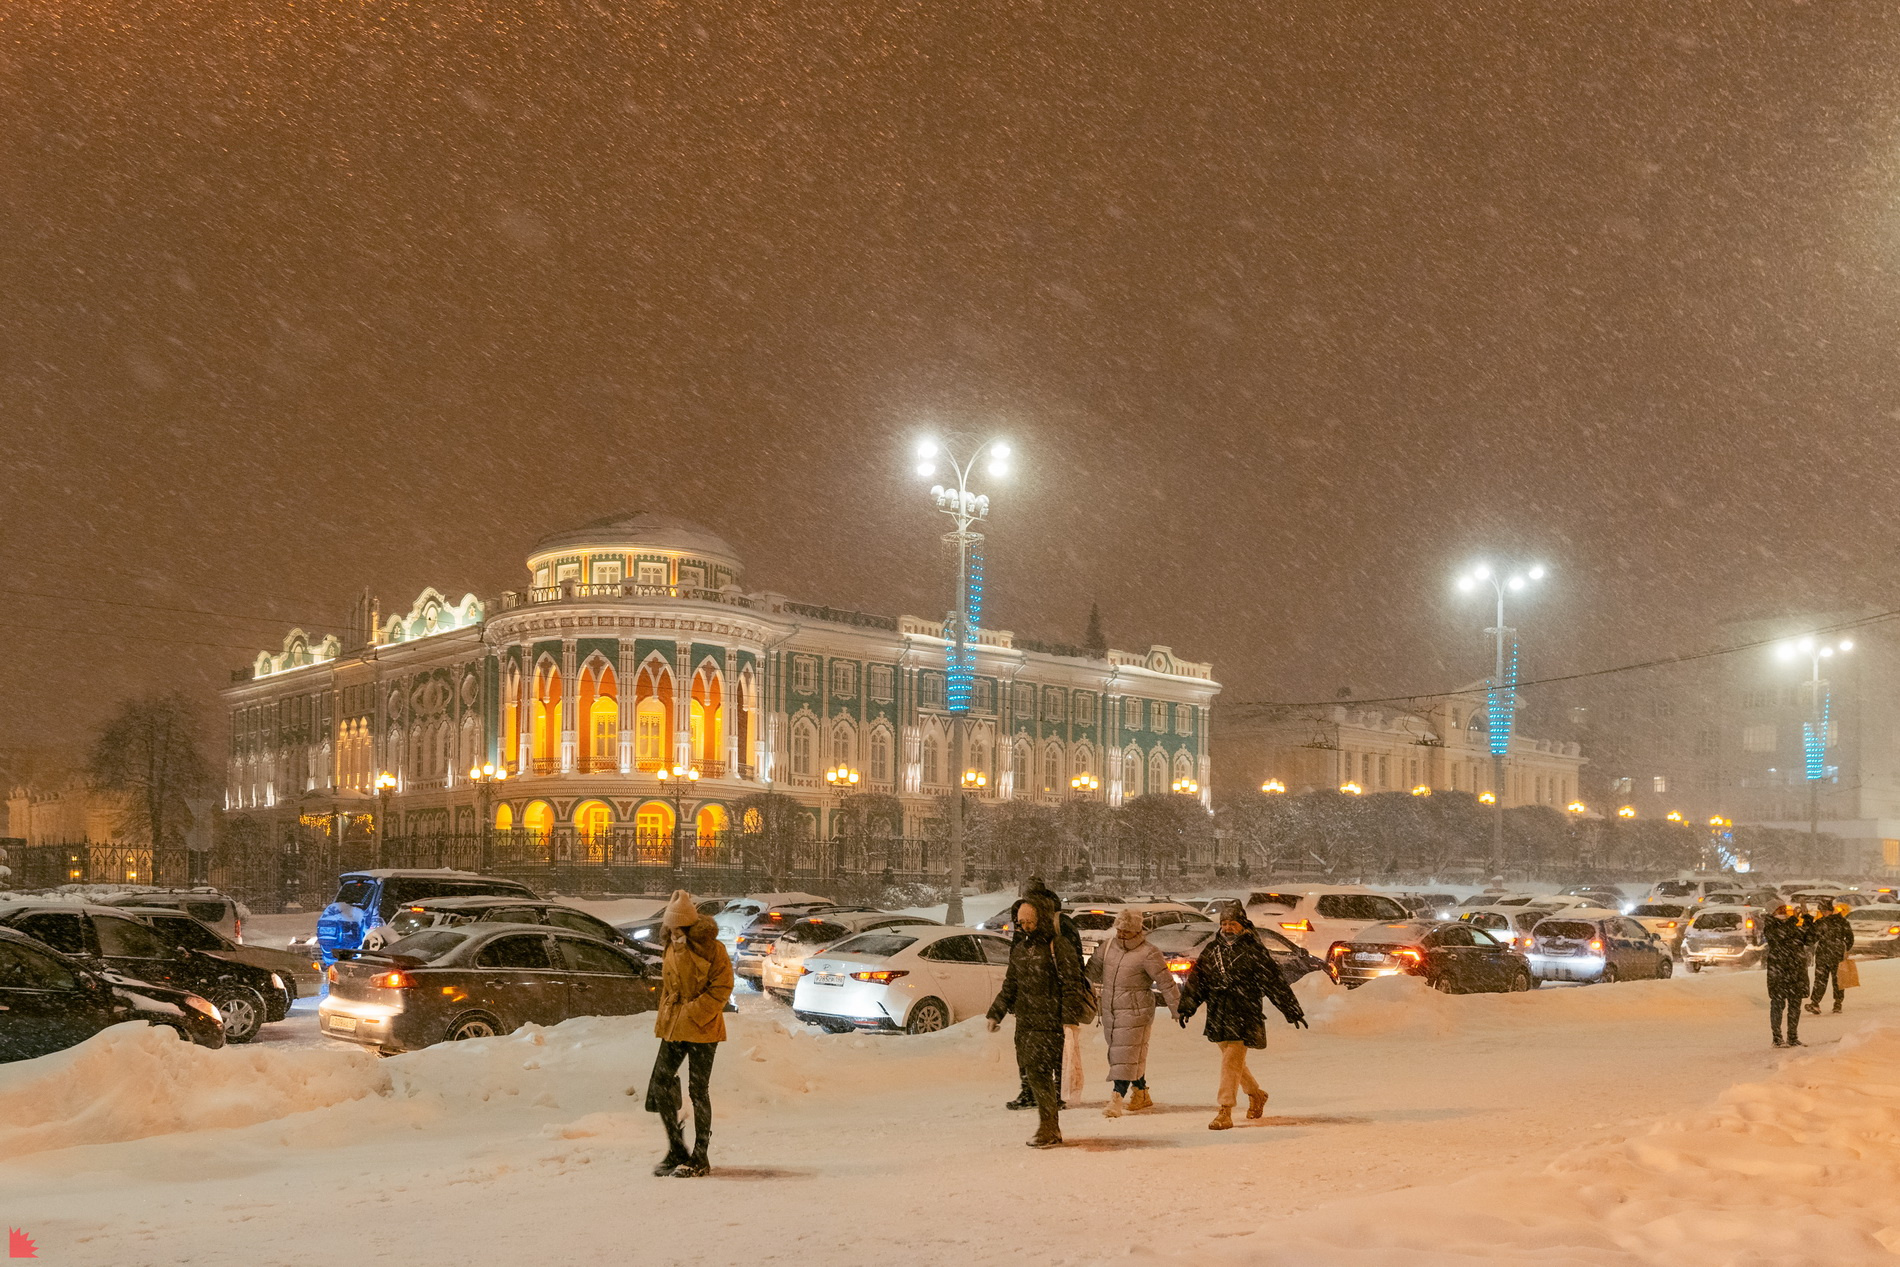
1289, 1015, 1309, 1030
986, 1017, 1000, 1033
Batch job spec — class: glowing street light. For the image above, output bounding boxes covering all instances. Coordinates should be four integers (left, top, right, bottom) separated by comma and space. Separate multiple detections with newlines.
656, 763, 701, 875
1260, 778, 1286, 795
1454, 558, 1549, 866
1338, 782, 1364, 796
1617, 805, 1637, 819
1172, 777, 1201, 796
468, 763, 508, 870
1666, 810, 1683, 823
1566, 801, 1588, 815
1069, 773, 1100, 797
1478, 791, 1497, 806
1410, 784, 1432, 797
914, 435, 1011, 924
1775, 635, 1852, 842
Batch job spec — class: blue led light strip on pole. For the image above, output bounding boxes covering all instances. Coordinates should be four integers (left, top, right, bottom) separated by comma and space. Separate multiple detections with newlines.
947, 545, 984, 715
1488, 635, 1518, 758
1803, 687, 1829, 782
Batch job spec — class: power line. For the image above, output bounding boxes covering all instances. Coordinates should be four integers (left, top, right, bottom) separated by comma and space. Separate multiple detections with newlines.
1, 588, 347, 632
1222, 606, 1900, 714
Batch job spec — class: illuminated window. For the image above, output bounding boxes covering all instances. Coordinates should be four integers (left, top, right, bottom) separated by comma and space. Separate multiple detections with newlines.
495, 803, 514, 831
636, 700, 666, 765
635, 801, 674, 836
695, 804, 728, 845
522, 800, 554, 837
556, 563, 580, 586
637, 561, 667, 588
591, 699, 618, 766
591, 560, 622, 586
1742, 724, 1776, 754
574, 799, 613, 842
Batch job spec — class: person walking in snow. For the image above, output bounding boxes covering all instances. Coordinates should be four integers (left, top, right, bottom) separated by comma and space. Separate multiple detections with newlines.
644, 890, 734, 1177
1806, 902, 1855, 1016
1088, 907, 1181, 1117
1763, 903, 1812, 1048
987, 892, 1090, 1148
1003, 878, 1087, 1110
1178, 900, 1306, 1130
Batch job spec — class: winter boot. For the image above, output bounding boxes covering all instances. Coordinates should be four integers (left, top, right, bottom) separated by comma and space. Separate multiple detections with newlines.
1127, 1087, 1154, 1112
673, 1152, 711, 1178
653, 1114, 690, 1176
1804, 1001, 1821, 1015
1005, 1087, 1036, 1111
1208, 1106, 1234, 1131
1027, 1115, 1063, 1149
1247, 1089, 1269, 1120
1772, 1035, 1786, 1048
1832, 1002, 1843, 1014
1103, 1092, 1126, 1118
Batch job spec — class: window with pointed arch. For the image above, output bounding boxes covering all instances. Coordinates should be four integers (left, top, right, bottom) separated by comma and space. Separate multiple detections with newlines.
691, 664, 723, 765
578, 660, 618, 771
790, 719, 817, 777
1173, 751, 1194, 785
574, 799, 613, 845
532, 662, 563, 769
1148, 749, 1167, 796
1011, 741, 1031, 797
1122, 748, 1144, 798
870, 728, 893, 783
1042, 745, 1062, 794
634, 660, 672, 769
831, 721, 855, 769
922, 733, 942, 788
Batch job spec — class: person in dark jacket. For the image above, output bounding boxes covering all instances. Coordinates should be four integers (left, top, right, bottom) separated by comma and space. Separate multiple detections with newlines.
1763, 905, 1812, 1047
1178, 900, 1306, 1130
1806, 903, 1855, 1015
1003, 878, 1086, 1110
987, 892, 1090, 1148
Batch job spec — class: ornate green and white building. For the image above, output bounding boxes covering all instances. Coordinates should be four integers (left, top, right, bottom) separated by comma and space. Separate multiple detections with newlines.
221, 514, 1218, 865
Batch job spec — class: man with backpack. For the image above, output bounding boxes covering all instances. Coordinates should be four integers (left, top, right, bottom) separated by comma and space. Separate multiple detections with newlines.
987, 891, 1091, 1148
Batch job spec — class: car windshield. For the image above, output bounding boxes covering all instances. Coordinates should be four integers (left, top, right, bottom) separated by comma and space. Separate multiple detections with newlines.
785, 921, 847, 944
1693, 912, 1743, 931
1071, 913, 1117, 931
1631, 904, 1687, 917
380, 929, 469, 961
1653, 882, 1695, 897
1351, 921, 1421, 946
1537, 921, 1597, 940
1850, 908, 1900, 923
1316, 894, 1409, 921
334, 878, 376, 908
385, 909, 437, 937
825, 932, 917, 959
1145, 927, 1213, 954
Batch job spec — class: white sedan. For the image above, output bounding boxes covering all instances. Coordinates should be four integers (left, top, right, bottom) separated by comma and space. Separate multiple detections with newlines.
761, 911, 942, 997
791, 925, 1013, 1034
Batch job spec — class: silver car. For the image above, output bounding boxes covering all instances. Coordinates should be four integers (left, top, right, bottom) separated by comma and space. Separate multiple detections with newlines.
1682, 905, 1765, 972
1848, 905, 1900, 957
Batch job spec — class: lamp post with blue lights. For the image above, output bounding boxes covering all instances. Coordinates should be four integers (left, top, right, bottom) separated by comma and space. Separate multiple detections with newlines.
1777, 635, 1852, 844
1455, 561, 1548, 870
915, 436, 1010, 925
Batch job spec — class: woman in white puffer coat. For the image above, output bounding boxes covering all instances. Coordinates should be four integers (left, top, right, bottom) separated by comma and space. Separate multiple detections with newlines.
1087, 908, 1183, 1116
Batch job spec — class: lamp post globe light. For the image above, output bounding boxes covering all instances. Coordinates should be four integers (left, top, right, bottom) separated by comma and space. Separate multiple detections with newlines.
1454, 560, 1548, 870
373, 771, 398, 868
825, 765, 860, 876
1776, 635, 1853, 842
914, 435, 1010, 925
655, 763, 700, 878
468, 763, 507, 871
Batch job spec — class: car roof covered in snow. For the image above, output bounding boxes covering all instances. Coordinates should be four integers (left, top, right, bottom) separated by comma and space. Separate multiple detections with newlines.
392, 894, 580, 911
339, 868, 508, 881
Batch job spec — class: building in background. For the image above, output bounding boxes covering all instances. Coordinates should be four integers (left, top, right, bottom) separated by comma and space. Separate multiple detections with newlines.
1212, 693, 1584, 808
220, 513, 1218, 875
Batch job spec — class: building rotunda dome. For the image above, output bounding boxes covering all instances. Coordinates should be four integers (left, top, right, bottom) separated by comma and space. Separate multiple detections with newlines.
526, 512, 744, 587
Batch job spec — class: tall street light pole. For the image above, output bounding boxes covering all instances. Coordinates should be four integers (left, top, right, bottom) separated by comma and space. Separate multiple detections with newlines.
1455, 561, 1548, 873
656, 763, 700, 883
915, 436, 1010, 925
468, 763, 507, 873
373, 771, 398, 870
1776, 635, 1852, 847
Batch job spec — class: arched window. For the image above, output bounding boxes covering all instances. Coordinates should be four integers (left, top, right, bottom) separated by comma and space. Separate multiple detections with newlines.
636, 801, 674, 836
495, 803, 514, 831
633, 660, 673, 769
691, 664, 723, 765
1042, 745, 1062, 793
870, 728, 893, 783
831, 721, 856, 769
1173, 750, 1194, 785
574, 799, 613, 844
503, 663, 522, 770
923, 733, 942, 788
696, 804, 728, 847
522, 800, 554, 838
1012, 742, 1031, 797
578, 660, 617, 771
1122, 748, 1143, 798
1148, 749, 1167, 796
532, 662, 563, 769
791, 720, 817, 776
736, 665, 758, 768
1071, 743, 1091, 777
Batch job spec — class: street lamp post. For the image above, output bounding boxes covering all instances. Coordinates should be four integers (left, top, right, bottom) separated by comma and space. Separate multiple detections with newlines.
1069, 773, 1100, 798
914, 435, 1011, 925
656, 763, 701, 881
1777, 636, 1853, 846
373, 771, 398, 869
1455, 560, 1548, 871
825, 764, 860, 875
468, 763, 507, 872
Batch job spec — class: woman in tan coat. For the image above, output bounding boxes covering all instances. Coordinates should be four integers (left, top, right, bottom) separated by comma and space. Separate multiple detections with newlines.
644, 890, 734, 1177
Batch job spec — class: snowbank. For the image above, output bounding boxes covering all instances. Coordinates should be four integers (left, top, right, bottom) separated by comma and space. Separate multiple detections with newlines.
0, 1024, 387, 1160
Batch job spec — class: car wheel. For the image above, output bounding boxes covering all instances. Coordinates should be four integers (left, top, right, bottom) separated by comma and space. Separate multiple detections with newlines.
446, 1014, 501, 1041
1508, 969, 1532, 992
1431, 975, 1456, 994
819, 1020, 853, 1035
1686, 960, 1702, 973
1655, 957, 1674, 980
906, 997, 951, 1035
214, 987, 266, 1043
1599, 965, 1619, 985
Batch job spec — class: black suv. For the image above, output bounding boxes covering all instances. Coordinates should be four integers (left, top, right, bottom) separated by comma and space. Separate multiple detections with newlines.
0, 926, 225, 1061
0, 903, 289, 1042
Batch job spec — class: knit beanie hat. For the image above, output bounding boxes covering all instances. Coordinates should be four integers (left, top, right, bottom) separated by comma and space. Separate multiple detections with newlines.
1114, 908, 1144, 935
1213, 899, 1245, 925
662, 889, 700, 929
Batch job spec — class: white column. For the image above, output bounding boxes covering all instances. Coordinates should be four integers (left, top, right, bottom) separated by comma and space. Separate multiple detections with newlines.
560, 641, 578, 773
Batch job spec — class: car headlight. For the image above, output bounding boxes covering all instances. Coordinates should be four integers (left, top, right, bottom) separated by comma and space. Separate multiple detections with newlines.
270, 973, 286, 991
184, 995, 223, 1022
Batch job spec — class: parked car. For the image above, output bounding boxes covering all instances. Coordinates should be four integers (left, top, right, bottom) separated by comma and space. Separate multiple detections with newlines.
1062, 891, 1126, 905
318, 923, 656, 1053
1065, 902, 1212, 956
1681, 905, 1766, 971
1647, 877, 1743, 905
791, 925, 1013, 1034
1848, 905, 1900, 957
1458, 905, 1557, 951
733, 903, 868, 987
1527, 914, 1673, 984
1144, 922, 1326, 988
1560, 886, 1627, 911
714, 893, 829, 949
1221, 887, 1414, 954
375, 895, 641, 954
0, 926, 225, 1061
1394, 892, 1459, 919
761, 911, 943, 998
1328, 920, 1534, 993
96, 888, 250, 943
0, 902, 290, 1041
113, 904, 323, 998
316, 869, 540, 963
1625, 903, 1695, 955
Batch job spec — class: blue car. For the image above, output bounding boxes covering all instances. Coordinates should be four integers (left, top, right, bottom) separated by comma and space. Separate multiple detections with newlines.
316, 869, 538, 964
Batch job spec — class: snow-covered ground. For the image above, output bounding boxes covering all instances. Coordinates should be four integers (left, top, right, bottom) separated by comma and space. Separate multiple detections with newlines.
6, 945, 1899, 1266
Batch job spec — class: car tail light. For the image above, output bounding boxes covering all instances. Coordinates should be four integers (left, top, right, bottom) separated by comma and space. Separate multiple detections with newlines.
1588, 939, 1604, 953
1281, 919, 1312, 932
376, 970, 416, 989
325, 965, 339, 985
799, 966, 813, 976
1887, 926, 1900, 936
849, 970, 908, 984
1165, 958, 1194, 974
1394, 947, 1422, 966
234, 916, 243, 941
1660, 922, 1676, 929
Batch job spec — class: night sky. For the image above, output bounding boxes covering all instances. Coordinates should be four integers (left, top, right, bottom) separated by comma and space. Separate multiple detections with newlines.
8, 1, 1900, 751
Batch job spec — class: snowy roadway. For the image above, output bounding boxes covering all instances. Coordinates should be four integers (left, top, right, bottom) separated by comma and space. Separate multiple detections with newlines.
4, 958, 1899, 1265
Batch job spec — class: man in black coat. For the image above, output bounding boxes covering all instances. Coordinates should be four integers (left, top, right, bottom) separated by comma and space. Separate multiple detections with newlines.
987, 892, 1090, 1148
1001, 879, 1085, 1110
1763, 905, 1813, 1047
1179, 900, 1307, 1130
1806, 903, 1855, 1015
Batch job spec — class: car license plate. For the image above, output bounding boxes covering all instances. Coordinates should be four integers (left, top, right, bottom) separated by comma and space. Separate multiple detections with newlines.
1352, 952, 1385, 963
815, 974, 845, 987
1543, 945, 1576, 956
330, 1016, 357, 1033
